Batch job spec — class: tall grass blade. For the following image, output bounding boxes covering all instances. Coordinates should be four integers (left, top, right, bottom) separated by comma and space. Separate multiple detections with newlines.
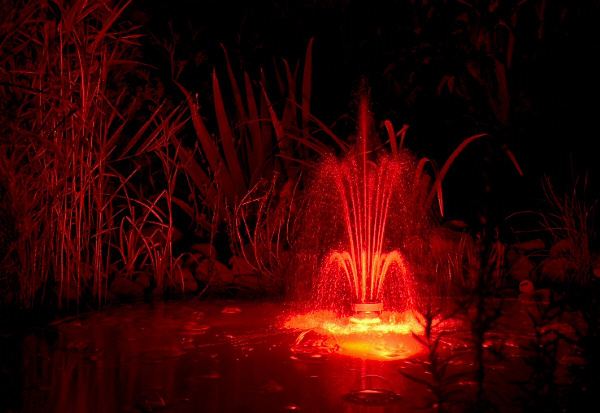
212, 70, 246, 198
301, 38, 313, 142
244, 72, 265, 177
425, 133, 488, 213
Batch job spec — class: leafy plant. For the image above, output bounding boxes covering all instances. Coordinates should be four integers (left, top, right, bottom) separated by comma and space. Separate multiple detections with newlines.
170, 40, 349, 291
401, 306, 469, 412
562, 281, 600, 411
538, 176, 596, 285
173, 38, 341, 221
385, 0, 550, 132
0, 0, 183, 308
518, 294, 569, 413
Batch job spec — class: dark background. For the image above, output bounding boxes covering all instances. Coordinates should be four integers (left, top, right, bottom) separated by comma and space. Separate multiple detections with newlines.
124, 0, 600, 231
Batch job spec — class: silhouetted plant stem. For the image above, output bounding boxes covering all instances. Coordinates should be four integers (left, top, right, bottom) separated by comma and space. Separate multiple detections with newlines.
517, 293, 568, 413
401, 304, 468, 412
456, 230, 507, 413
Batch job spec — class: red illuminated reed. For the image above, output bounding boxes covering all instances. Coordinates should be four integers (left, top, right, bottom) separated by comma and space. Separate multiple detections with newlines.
292, 91, 424, 313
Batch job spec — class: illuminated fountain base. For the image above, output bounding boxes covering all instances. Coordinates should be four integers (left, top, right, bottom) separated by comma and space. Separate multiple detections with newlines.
286, 309, 425, 361
351, 301, 383, 324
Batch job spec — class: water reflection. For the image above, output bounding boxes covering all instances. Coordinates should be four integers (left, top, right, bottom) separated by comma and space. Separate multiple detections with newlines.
3, 298, 566, 412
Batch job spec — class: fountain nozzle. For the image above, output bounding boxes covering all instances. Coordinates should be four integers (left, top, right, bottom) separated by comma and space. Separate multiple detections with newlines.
350, 301, 383, 324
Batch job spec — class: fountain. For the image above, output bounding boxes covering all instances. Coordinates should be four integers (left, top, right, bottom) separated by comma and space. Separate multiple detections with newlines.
286, 87, 431, 359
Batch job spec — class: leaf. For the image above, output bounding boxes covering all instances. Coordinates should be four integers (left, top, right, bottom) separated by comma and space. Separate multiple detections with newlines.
221, 45, 254, 173
288, 99, 349, 152
500, 143, 523, 176
213, 69, 246, 199
384, 120, 398, 157
174, 80, 221, 174
272, 57, 286, 96
301, 38, 313, 141
244, 72, 264, 174
118, 103, 164, 157
281, 58, 298, 130
426, 133, 489, 212
134, 106, 186, 156
221, 44, 248, 125
438, 75, 454, 96
400, 371, 433, 388
175, 145, 217, 207
397, 123, 409, 150
261, 84, 285, 146
496, 19, 515, 69
170, 196, 211, 231
414, 157, 442, 215
259, 70, 275, 177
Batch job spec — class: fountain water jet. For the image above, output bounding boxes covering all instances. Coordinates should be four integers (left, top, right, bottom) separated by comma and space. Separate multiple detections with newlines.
286, 86, 430, 359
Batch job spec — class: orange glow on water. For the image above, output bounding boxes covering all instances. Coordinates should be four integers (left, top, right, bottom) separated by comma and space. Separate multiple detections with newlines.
285, 310, 424, 335
339, 335, 423, 360
286, 310, 426, 360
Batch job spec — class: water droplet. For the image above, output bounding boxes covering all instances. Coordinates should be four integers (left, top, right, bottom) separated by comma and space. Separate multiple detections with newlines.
222, 306, 241, 314
199, 371, 220, 379
291, 328, 339, 361
183, 321, 209, 335
344, 388, 401, 406
344, 375, 401, 406
260, 379, 284, 393
143, 395, 166, 409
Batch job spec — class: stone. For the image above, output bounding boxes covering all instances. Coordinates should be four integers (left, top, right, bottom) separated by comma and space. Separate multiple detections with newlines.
182, 279, 199, 293
230, 256, 256, 276
233, 274, 260, 290
109, 277, 144, 299
593, 254, 600, 279
174, 267, 199, 293
519, 279, 535, 293
190, 243, 218, 258
519, 288, 550, 305
513, 239, 545, 252
151, 286, 164, 297
541, 257, 573, 282
509, 256, 534, 282
183, 244, 220, 277
506, 239, 544, 268
549, 238, 573, 257
195, 259, 234, 285
135, 273, 151, 289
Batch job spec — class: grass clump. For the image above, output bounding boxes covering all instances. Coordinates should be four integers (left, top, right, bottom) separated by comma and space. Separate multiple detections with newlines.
0, 0, 185, 309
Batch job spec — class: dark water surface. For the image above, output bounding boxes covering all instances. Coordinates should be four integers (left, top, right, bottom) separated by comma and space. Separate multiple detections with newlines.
2, 298, 583, 412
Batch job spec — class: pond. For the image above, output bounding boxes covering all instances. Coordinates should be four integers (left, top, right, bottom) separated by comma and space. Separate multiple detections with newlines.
2, 297, 586, 412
